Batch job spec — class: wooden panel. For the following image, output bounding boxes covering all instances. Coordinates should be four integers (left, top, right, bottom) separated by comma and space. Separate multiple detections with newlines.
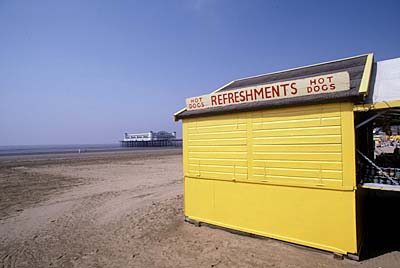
253, 144, 342, 153
252, 126, 341, 137
190, 117, 247, 127
258, 102, 340, 117
341, 102, 356, 187
189, 164, 247, 173
252, 174, 322, 185
252, 159, 342, 170
189, 164, 247, 175
185, 113, 248, 182
250, 103, 344, 187
190, 158, 248, 167
188, 131, 247, 139
184, 177, 358, 254
199, 171, 248, 180
189, 138, 247, 146
188, 124, 247, 133
253, 167, 342, 179
256, 110, 341, 123
253, 152, 342, 161
189, 145, 248, 152
253, 117, 341, 130
189, 151, 247, 160
253, 135, 341, 145
183, 102, 355, 189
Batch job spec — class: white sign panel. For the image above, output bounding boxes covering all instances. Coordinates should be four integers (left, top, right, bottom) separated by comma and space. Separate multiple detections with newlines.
186, 71, 350, 111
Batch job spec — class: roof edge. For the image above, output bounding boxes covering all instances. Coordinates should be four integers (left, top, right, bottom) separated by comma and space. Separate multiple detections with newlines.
173, 107, 186, 122
358, 53, 374, 96
214, 53, 373, 93
174, 53, 373, 121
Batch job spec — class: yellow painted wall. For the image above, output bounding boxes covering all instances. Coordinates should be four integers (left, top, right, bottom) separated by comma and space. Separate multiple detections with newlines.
183, 102, 358, 254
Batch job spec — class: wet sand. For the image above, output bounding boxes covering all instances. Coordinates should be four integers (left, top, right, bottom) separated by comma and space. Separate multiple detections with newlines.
1, 149, 399, 267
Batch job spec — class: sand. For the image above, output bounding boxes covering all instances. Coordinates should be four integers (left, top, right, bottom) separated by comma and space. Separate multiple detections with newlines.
1, 149, 399, 268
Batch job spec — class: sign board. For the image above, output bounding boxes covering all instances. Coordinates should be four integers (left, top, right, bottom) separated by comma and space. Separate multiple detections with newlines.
186, 71, 350, 111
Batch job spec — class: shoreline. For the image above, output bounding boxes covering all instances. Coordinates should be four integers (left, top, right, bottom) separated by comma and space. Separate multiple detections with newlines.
0, 147, 182, 167
0, 145, 181, 157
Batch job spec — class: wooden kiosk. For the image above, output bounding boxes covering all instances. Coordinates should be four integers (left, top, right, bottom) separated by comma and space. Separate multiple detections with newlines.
174, 53, 400, 258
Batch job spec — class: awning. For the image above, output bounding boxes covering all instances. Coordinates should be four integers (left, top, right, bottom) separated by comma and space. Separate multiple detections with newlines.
355, 57, 400, 111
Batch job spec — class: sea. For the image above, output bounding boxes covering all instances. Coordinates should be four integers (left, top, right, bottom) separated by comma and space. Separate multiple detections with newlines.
0, 144, 152, 156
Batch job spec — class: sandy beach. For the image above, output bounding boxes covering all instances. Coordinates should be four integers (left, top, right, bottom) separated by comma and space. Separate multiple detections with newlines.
1, 149, 399, 268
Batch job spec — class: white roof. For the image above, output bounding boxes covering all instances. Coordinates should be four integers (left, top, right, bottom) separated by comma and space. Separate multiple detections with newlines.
371, 57, 400, 103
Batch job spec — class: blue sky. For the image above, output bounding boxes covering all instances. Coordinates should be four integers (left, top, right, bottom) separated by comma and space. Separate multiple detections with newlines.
0, 0, 399, 145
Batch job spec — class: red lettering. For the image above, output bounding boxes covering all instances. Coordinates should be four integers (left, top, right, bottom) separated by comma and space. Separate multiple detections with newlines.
271, 85, 280, 98
309, 79, 317, 86
265, 86, 272, 98
281, 83, 289, 96
223, 93, 228, 104
239, 91, 246, 102
189, 102, 204, 109
254, 88, 264, 100
318, 78, 325, 84
321, 84, 328, 91
234, 91, 239, 102
314, 85, 320, 92
307, 86, 312, 93
330, 83, 336, 90
290, 83, 298, 94
327, 76, 333, 83
228, 92, 234, 104
211, 95, 217, 105
217, 94, 223, 105
245, 90, 253, 101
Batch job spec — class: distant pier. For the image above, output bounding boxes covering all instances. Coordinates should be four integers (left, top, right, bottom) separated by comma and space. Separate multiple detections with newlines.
120, 130, 182, 147
120, 139, 182, 147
